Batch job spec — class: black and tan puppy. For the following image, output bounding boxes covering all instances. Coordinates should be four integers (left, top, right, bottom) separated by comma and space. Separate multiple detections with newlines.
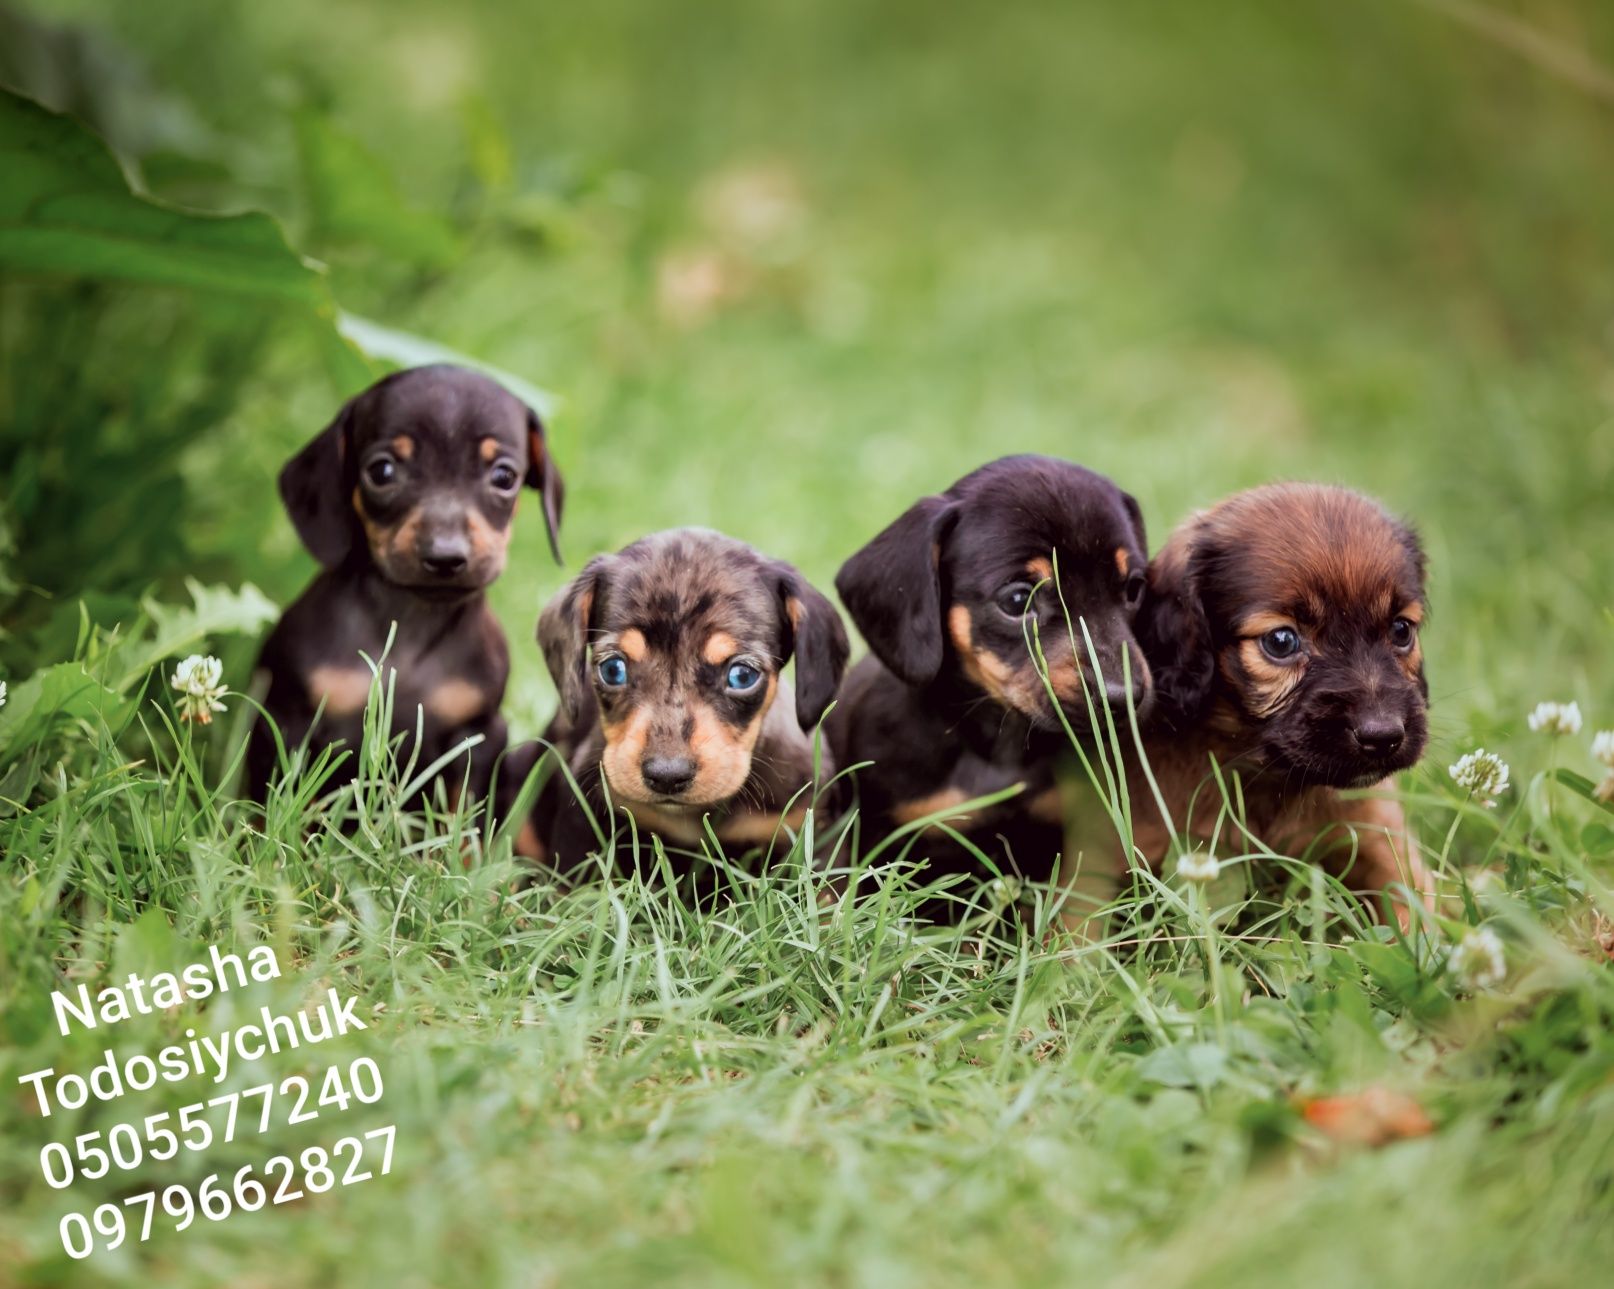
534, 528, 849, 870
246, 365, 563, 807
827, 455, 1152, 896
1120, 483, 1434, 923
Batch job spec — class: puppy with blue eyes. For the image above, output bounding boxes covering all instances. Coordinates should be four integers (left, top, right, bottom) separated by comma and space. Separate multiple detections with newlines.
533, 528, 850, 869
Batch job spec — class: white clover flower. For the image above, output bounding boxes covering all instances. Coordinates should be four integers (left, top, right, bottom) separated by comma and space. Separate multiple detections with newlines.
1593, 730, 1614, 803
1527, 701, 1582, 736
1466, 869, 1508, 903
987, 876, 1024, 910
0, 679, 6, 709
170, 654, 227, 724
1449, 749, 1509, 807
1176, 850, 1220, 883
1447, 926, 1506, 992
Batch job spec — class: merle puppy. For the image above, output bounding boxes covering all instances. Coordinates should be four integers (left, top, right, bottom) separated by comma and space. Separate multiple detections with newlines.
827, 455, 1152, 903
534, 528, 849, 872
246, 365, 563, 808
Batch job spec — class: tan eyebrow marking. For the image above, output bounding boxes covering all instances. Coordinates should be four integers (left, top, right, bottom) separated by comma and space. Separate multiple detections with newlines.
1115, 547, 1130, 576
479, 437, 501, 462
1026, 556, 1054, 582
617, 628, 647, 662
1238, 610, 1299, 638
1398, 602, 1424, 625
703, 631, 740, 665
391, 435, 415, 460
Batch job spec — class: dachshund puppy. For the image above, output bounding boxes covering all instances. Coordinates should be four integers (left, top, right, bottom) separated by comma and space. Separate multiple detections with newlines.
534, 528, 849, 870
246, 365, 564, 807
827, 455, 1153, 897
1119, 482, 1435, 923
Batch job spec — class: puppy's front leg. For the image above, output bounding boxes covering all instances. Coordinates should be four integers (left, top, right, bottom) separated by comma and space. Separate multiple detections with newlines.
1052, 781, 1140, 945
1281, 787, 1435, 930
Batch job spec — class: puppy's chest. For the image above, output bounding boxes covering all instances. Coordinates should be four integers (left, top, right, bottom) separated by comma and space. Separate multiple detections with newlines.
619, 799, 811, 849
301, 632, 502, 731
1122, 743, 1297, 863
889, 747, 1061, 830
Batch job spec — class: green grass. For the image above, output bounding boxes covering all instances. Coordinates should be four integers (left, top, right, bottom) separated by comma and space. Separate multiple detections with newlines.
2, 680, 1613, 1287
4, 0, 1614, 1284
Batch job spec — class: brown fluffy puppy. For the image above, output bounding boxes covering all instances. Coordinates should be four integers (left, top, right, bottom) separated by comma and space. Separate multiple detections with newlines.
533, 528, 849, 871
1107, 483, 1435, 925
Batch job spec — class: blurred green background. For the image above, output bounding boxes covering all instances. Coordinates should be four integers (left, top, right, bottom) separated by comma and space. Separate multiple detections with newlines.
5, 0, 1612, 754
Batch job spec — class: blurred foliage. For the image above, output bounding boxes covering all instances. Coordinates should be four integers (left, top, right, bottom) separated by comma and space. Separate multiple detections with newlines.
0, 5, 572, 679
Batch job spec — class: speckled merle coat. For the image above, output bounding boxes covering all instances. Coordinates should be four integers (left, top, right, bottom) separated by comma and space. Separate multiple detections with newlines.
532, 528, 848, 874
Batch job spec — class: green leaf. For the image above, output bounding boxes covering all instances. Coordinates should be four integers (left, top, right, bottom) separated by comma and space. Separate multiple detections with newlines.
1135, 1041, 1228, 1089
295, 110, 460, 269
0, 660, 128, 755
117, 578, 279, 690
338, 312, 558, 418
1547, 768, 1614, 816
0, 89, 327, 303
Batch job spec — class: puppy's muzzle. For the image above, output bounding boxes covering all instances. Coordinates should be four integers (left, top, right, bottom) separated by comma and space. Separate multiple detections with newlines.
1068, 638, 1152, 723
402, 501, 495, 590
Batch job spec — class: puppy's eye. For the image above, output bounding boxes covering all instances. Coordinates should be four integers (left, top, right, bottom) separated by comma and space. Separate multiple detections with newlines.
597, 656, 629, 688
725, 661, 763, 694
365, 457, 398, 487
996, 582, 1034, 617
1390, 617, 1417, 650
488, 461, 520, 492
1123, 572, 1146, 608
1260, 627, 1302, 662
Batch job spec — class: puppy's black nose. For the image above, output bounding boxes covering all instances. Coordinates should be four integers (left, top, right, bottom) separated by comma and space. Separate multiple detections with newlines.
1102, 677, 1147, 713
420, 537, 470, 578
1353, 718, 1405, 758
641, 755, 697, 796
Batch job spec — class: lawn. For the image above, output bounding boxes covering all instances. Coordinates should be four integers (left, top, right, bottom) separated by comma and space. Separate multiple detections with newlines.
2, 1, 1614, 1285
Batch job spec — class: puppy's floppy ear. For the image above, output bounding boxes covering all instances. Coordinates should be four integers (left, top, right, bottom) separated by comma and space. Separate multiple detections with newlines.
1394, 518, 1427, 590
773, 563, 851, 731
835, 495, 958, 686
524, 408, 566, 565
1121, 490, 1148, 552
1135, 527, 1216, 728
538, 556, 610, 724
279, 401, 358, 568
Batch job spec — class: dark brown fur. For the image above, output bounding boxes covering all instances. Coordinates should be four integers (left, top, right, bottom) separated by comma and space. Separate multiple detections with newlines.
1106, 483, 1434, 926
827, 455, 1151, 901
246, 365, 563, 809
532, 528, 849, 871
